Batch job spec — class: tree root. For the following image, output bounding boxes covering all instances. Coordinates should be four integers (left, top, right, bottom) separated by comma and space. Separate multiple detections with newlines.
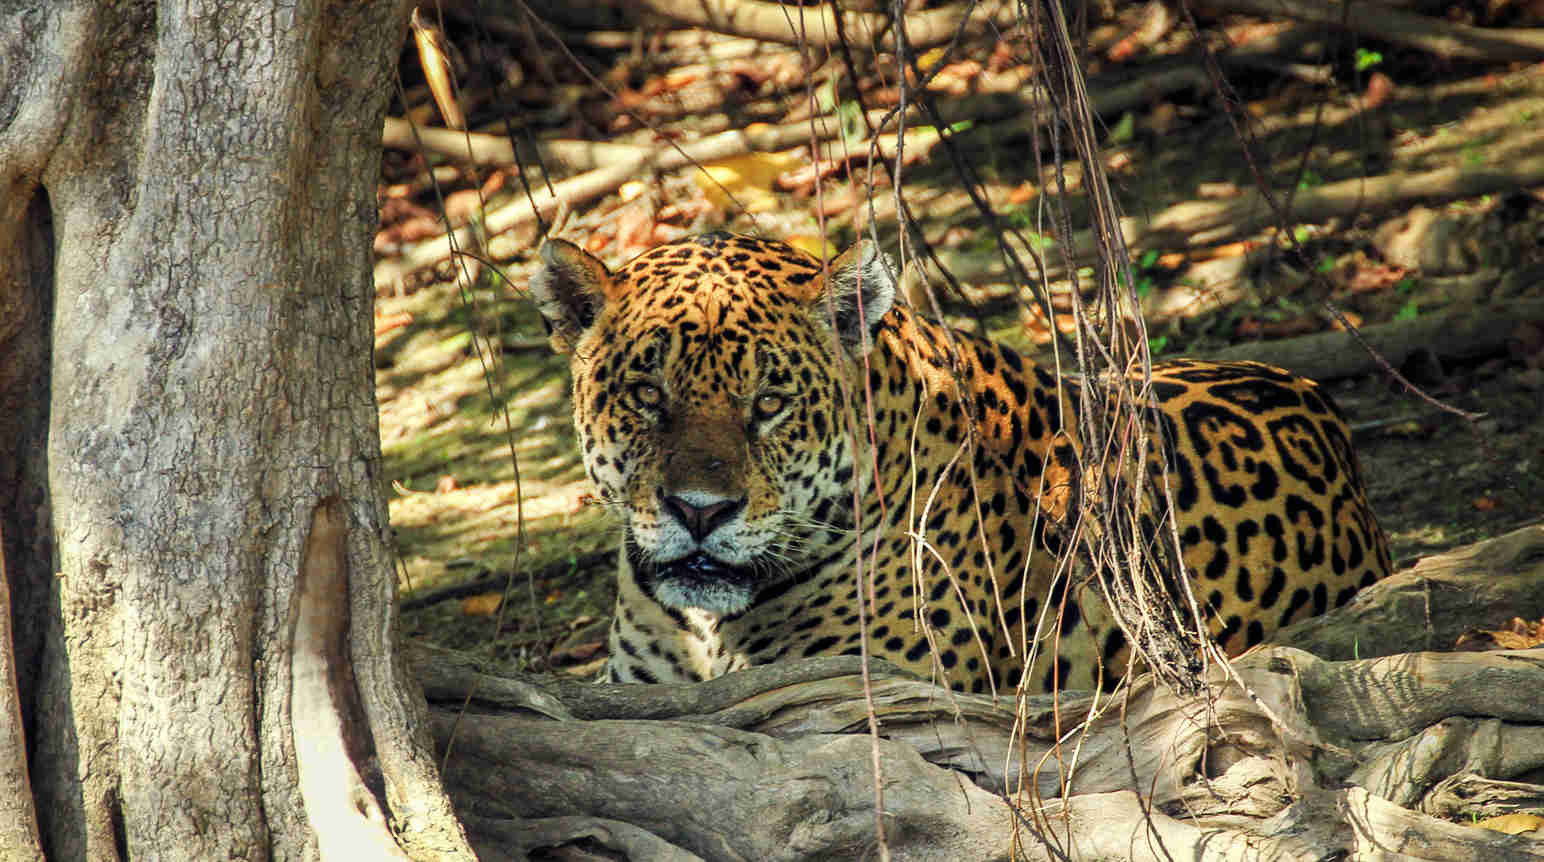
416, 526, 1544, 860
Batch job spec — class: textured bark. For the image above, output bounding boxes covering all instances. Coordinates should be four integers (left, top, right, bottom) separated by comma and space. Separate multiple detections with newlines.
417, 527, 1544, 860
0, 2, 472, 859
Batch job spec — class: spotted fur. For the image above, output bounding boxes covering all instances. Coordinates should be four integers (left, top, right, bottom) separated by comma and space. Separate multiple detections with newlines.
529, 232, 1392, 693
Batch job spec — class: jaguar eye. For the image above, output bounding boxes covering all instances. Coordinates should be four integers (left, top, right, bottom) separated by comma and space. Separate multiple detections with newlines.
753, 393, 787, 422
631, 382, 664, 408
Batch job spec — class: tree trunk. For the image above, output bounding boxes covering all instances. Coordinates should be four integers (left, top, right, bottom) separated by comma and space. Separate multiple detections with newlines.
0, 2, 473, 859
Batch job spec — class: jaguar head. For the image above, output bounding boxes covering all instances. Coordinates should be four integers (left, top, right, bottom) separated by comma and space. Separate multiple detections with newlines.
529, 233, 895, 614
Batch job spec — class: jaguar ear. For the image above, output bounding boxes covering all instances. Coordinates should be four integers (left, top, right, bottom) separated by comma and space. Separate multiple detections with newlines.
820, 240, 896, 354
528, 238, 613, 353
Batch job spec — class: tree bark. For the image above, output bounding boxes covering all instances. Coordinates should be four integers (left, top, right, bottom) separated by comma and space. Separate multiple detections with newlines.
0, 2, 472, 859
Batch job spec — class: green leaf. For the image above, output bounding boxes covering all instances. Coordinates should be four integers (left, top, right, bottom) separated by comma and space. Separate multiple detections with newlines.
1108, 111, 1136, 144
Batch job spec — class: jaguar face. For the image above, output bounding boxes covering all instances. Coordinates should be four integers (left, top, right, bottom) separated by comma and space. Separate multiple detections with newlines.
529, 232, 895, 614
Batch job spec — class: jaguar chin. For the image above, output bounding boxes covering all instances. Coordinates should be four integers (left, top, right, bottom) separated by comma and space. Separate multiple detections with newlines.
625, 540, 761, 617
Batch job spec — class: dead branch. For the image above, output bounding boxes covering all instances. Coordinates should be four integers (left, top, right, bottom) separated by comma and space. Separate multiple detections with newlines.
382, 117, 646, 172
419, 527, 1544, 860
1197, 0, 1544, 61
1201, 298, 1544, 382
634, 0, 1018, 51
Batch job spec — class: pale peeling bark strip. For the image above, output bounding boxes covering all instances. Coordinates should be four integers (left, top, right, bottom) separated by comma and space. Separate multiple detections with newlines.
293, 500, 410, 860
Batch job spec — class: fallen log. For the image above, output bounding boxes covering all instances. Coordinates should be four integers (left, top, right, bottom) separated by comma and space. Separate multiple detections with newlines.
382, 117, 647, 172
1198, 0, 1544, 61
1201, 298, 1544, 382
1134, 141, 1544, 250
417, 526, 1544, 860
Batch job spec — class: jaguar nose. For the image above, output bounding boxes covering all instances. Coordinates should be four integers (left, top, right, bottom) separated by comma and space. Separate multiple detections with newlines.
662, 494, 746, 543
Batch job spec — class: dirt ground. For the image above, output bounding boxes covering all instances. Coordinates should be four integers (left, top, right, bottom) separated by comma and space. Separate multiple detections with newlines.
1340, 360, 1544, 567
376, 50, 1544, 674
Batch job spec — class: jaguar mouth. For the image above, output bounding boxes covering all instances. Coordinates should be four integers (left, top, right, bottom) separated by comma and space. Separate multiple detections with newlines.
655, 551, 739, 582
626, 541, 760, 616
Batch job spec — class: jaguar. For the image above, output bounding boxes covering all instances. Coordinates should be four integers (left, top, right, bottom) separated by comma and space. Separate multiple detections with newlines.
528, 231, 1391, 693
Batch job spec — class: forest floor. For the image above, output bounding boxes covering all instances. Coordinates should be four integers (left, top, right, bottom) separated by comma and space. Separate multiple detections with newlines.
371, 8, 1544, 675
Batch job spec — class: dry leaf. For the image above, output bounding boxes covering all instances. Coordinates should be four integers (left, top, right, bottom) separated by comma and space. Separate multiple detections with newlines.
785, 235, 837, 259
915, 47, 951, 73
1346, 263, 1408, 294
460, 593, 503, 617
694, 152, 801, 213
374, 312, 413, 337
1198, 182, 1241, 199
443, 188, 485, 224
1363, 72, 1395, 110
1472, 813, 1544, 835
927, 60, 983, 95
1329, 310, 1364, 330
619, 181, 648, 203
1021, 304, 1079, 345
813, 187, 857, 217
1455, 617, 1544, 651
550, 641, 607, 666
612, 198, 660, 256
411, 9, 464, 130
